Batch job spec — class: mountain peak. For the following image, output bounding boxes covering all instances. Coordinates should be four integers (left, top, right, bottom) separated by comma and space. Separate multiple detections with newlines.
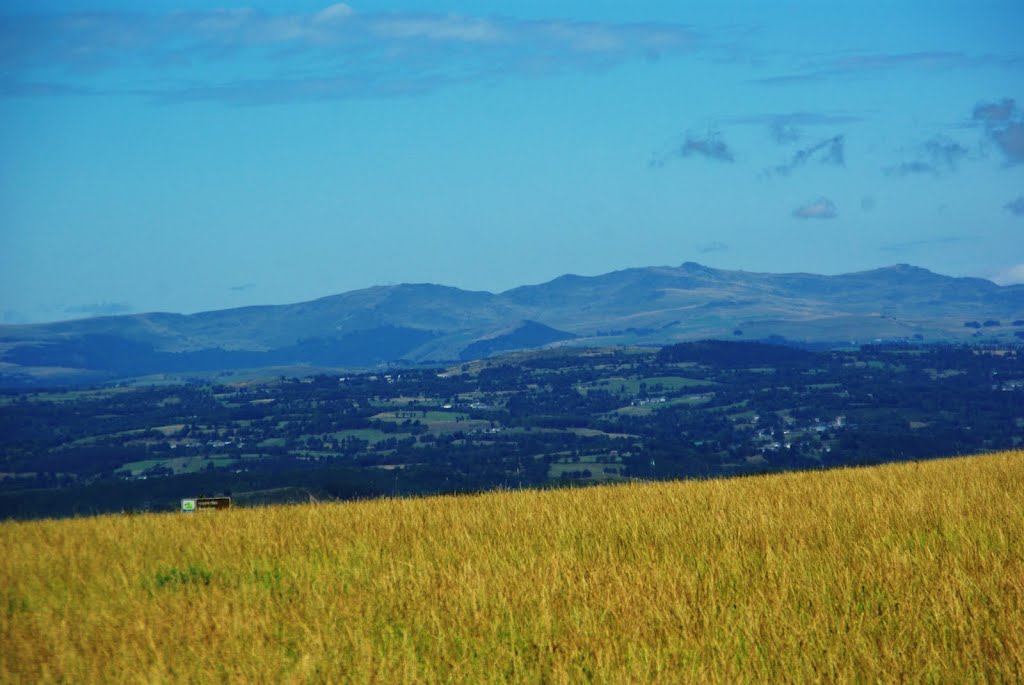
3, 261, 1022, 385
858, 264, 947, 282
883, 263, 932, 273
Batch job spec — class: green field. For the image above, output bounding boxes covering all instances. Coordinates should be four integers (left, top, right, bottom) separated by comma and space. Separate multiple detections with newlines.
579, 375, 713, 396
611, 394, 714, 416
118, 457, 241, 476
330, 428, 412, 445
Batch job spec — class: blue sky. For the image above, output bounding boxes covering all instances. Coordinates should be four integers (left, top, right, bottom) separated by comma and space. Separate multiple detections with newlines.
1, 1, 1022, 322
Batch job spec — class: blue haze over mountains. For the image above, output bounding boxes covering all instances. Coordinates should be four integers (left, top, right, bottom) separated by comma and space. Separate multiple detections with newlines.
2, 262, 1023, 386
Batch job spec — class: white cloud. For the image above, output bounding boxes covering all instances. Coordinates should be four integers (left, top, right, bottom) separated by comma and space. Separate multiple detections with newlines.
372, 16, 503, 43
991, 264, 1024, 285
315, 4, 354, 24
792, 197, 838, 220
0, 8, 698, 104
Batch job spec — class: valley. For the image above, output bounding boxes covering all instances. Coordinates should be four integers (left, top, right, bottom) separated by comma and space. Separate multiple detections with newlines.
3, 340, 1021, 519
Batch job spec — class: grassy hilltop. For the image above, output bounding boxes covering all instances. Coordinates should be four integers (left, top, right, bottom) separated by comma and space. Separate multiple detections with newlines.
3, 452, 1023, 683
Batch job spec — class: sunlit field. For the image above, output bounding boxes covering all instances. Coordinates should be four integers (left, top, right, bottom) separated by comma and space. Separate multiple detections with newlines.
3, 452, 1023, 683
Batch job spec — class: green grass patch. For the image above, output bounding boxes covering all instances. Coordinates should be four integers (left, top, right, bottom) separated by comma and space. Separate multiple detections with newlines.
118, 457, 240, 476
579, 376, 712, 396
330, 429, 410, 445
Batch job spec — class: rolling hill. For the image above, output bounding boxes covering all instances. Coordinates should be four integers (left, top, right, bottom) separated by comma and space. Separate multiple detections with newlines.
2, 262, 1023, 384
2, 451, 1021, 683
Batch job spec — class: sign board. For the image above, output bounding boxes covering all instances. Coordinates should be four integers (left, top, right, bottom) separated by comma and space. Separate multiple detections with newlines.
181, 497, 230, 512
197, 497, 231, 510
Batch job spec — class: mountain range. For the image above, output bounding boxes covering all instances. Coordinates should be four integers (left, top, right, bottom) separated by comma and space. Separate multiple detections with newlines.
2, 262, 1023, 385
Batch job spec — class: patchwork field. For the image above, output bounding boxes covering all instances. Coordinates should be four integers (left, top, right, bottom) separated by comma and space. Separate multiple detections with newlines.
2, 452, 1023, 683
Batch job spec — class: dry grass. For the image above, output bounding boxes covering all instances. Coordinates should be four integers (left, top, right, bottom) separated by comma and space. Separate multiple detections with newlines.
3, 452, 1023, 683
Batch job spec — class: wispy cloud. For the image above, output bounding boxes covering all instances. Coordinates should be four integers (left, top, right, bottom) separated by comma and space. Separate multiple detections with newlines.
756, 51, 1022, 85
792, 197, 837, 220
0, 7, 699, 104
650, 131, 735, 167
680, 133, 735, 162
973, 98, 1016, 125
0, 79, 98, 97
229, 283, 256, 292
766, 135, 844, 176
64, 302, 133, 317
924, 138, 969, 168
990, 123, 1024, 165
972, 98, 1024, 165
1006, 196, 1024, 216
885, 136, 969, 176
724, 112, 862, 144
697, 241, 729, 254
769, 121, 801, 144
833, 52, 1019, 71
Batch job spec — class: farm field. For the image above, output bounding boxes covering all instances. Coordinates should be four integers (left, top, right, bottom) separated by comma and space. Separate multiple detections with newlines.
4, 341, 1023, 520
2, 451, 1022, 683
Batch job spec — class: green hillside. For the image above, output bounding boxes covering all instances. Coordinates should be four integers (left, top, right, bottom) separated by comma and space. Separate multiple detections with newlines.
4, 262, 1023, 385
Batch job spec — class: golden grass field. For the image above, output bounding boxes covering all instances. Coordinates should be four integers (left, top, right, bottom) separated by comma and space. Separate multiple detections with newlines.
3, 452, 1023, 684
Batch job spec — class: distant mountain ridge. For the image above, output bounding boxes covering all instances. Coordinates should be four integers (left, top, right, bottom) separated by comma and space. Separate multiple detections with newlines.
2, 262, 1023, 385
